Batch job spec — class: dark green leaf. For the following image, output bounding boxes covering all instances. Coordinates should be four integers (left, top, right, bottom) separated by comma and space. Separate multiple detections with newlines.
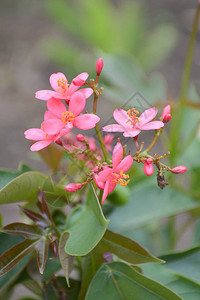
78, 244, 104, 300
0, 239, 39, 277
59, 232, 74, 286
64, 184, 109, 256
100, 229, 163, 264
1, 223, 43, 239
42, 257, 61, 281
0, 234, 30, 294
85, 262, 182, 300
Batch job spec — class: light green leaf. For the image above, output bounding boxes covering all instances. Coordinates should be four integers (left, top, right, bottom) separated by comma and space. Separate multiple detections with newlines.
85, 262, 182, 300
108, 181, 200, 234
0, 162, 33, 190
142, 263, 200, 300
160, 246, 200, 284
64, 184, 109, 256
0, 171, 68, 206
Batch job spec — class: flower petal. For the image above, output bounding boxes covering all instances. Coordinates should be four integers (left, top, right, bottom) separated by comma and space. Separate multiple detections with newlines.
93, 174, 105, 190
113, 109, 130, 126
102, 180, 110, 204
69, 92, 86, 116
49, 72, 67, 91
44, 110, 58, 120
24, 128, 46, 141
30, 140, 52, 151
78, 88, 93, 99
108, 181, 117, 194
139, 107, 158, 126
35, 90, 66, 101
47, 98, 66, 117
115, 155, 133, 173
68, 72, 89, 95
41, 119, 64, 135
112, 142, 123, 169
74, 114, 100, 130
102, 124, 124, 132
140, 121, 164, 130
123, 128, 141, 137
97, 168, 113, 182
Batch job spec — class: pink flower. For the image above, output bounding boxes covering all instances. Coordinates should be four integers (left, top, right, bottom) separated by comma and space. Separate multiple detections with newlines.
103, 107, 164, 137
35, 72, 93, 103
169, 166, 187, 174
96, 58, 104, 76
103, 134, 114, 152
143, 158, 154, 176
94, 142, 133, 204
161, 105, 172, 123
24, 127, 69, 151
41, 92, 100, 137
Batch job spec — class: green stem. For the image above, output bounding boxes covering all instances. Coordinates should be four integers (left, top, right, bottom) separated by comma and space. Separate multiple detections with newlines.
170, 4, 200, 164
95, 123, 109, 161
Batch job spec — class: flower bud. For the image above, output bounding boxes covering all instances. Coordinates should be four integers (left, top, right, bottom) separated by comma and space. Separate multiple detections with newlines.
96, 58, 104, 76
169, 165, 187, 174
65, 183, 84, 192
161, 105, 172, 123
143, 158, 154, 176
76, 134, 85, 142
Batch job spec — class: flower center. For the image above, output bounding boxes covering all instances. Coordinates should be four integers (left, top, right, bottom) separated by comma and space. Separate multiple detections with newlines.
126, 108, 140, 126
57, 78, 69, 95
61, 111, 74, 125
112, 170, 130, 186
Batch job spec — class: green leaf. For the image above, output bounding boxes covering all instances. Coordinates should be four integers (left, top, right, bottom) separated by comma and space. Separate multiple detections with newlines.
85, 262, 182, 300
1, 223, 43, 239
0, 239, 39, 277
0, 171, 68, 206
64, 184, 109, 256
142, 263, 200, 300
100, 229, 163, 264
0, 162, 33, 190
42, 257, 61, 282
160, 246, 200, 284
108, 181, 200, 235
59, 232, 74, 286
0, 234, 30, 294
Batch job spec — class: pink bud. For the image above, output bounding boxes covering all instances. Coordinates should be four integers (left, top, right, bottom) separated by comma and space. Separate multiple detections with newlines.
143, 158, 154, 176
76, 134, 85, 142
96, 58, 104, 76
161, 105, 172, 123
169, 165, 187, 174
65, 183, 85, 192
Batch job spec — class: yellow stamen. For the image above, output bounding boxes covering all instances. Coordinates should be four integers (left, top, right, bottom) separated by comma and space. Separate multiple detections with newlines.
126, 108, 140, 126
112, 170, 130, 186
61, 111, 74, 124
57, 78, 69, 95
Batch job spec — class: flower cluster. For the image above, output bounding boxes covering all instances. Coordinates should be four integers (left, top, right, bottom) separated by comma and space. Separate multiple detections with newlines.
25, 58, 187, 204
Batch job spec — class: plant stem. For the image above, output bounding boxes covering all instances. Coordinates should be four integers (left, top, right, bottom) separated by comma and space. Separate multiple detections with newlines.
169, 4, 200, 164
95, 123, 109, 161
